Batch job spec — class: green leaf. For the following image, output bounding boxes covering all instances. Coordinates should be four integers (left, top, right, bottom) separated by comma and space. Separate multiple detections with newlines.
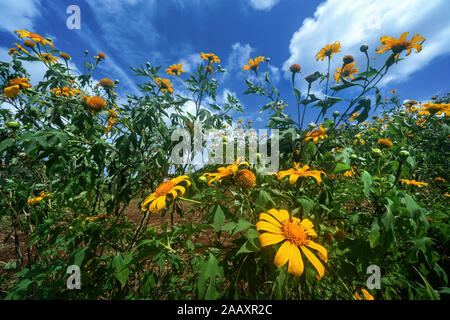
197, 253, 224, 300
297, 196, 315, 216
255, 190, 275, 210
333, 162, 351, 173
212, 205, 225, 233
0, 138, 14, 152
360, 170, 373, 195
112, 253, 130, 288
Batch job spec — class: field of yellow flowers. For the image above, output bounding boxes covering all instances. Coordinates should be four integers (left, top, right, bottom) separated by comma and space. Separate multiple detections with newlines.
0, 29, 449, 300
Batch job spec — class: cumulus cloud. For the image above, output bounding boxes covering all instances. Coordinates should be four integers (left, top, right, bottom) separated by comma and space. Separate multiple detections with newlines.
0, 0, 41, 32
248, 0, 280, 11
283, 0, 450, 88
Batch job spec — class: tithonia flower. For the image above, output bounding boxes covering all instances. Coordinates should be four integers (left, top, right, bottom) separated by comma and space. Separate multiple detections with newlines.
98, 78, 115, 89
93, 52, 106, 60
354, 289, 374, 300
417, 103, 450, 117
377, 138, 393, 148
334, 62, 359, 83
14, 30, 54, 48
205, 65, 213, 75
256, 209, 328, 278
200, 52, 220, 64
376, 32, 425, 59
342, 55, 354, 65
203, 158, 249, 186
235, 169, 256, 189
39, 53, 59, 65
154, 77, 174, 94
9, 43, 29, 55
23, 40, 36, 48
27, 191, 52, 205
315, 41, 341, 61
243, 56, 265, 72
141, 175, 191, 213
400, 179, 428, 188
289, 64, 302, 73
434, 177, 446, 183
303, 125, 328, 144
51, 87, 81, 98
165, 63, 185, 76
10, 78, 32, 89
277, 163, 326, 184
59, 52, 71, 60
3, 85, 20, 98
86, 96, 106, 113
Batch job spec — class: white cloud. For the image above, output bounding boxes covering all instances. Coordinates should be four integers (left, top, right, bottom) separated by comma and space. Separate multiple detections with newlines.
269, 65, 280, 84
180, 53, 203, 73
248, 0, 280, 11
283, 0, 450, 88
0, 0, 41, 32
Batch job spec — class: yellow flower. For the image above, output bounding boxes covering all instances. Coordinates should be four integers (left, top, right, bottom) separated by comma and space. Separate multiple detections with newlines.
277, 163, 325, 184
344, 168, 356, 177
10, 78, 32, 89
348, 112, 360, 122
376, 32, 425, 60
417, 103, 450, 117
27, 191, 52, 205
377, 138, 393, 148
205, 65, 213, 75
303, 125, 328, 144
8, 43, 29, 55
289, 64, 302, 73
333, 62, 359, 83
434, 177, 446, 183
243, 56, 265, 72
14, 30, 54, 49
315, 41, 341, 61
400, 179, 428, 188
154, 77, 174, 94
203, 158, 249, 186
354, 289, 374, 300
38, 53, 59, 65
165, 63, 185, 76
256, 209, 327, 278
3, 85, 20, 98
390, 89, 398, 94
98, 78, 115, 89
234, 169, 256, 189
59, 52, 71, 60
200, 52, 220, 64
51, 87, 81, 98
86, 96, 106, 113
141, 175, 191, 213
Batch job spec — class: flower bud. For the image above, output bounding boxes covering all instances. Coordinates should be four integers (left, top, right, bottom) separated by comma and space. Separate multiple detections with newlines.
350, 154, 358, 159
372, 148, 382, 156
198, 176, 207, 183
115, 79, 120, 84
84, 50, 89, 55
333, 111, 340, 117
360, 44, 369, 52
265, 57, 270, 63
399, 150, 410, 158
308, 122, 316, 129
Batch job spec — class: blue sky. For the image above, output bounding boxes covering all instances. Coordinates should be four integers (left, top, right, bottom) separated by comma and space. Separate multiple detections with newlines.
1, 0, 450, 128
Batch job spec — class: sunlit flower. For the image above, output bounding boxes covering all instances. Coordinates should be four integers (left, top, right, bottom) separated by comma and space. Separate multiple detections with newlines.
141, 175, 191, 213
377, 138, 393, 148
59, 52, 71, 60
8, 43, 29, 56
10, 78, 32, 89
390, 89, 398, 94
256, 209, 327, 278
303, 125, 328, 144
165, 63, 185, 76
243, 56, 265, 72
434, 177, 446, 183
342, 55, 354, 65
203, 158, 249, 186
14, 30, 54, 48
93, 52, 106, 60
315, 41, 341, 61
3, 85, 20, 98
51, 87, 81, 98
417, 103, 450, 117
334, 62, 359, 83
348, 112, 360, 122
154, 77, 174, 94
400, 179, 428, 188
354, 289, 374, 300
277, 163, 325, 184
344, 168, 356, 177
376, 32, 425, 60
205, 65, 213, 75
27, 191, 53, 205
235, 169, 256, 189
86, 96, 106, 113
98, 78, 115, 89
200, 52, 220, 64
39, 53, 59, 65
